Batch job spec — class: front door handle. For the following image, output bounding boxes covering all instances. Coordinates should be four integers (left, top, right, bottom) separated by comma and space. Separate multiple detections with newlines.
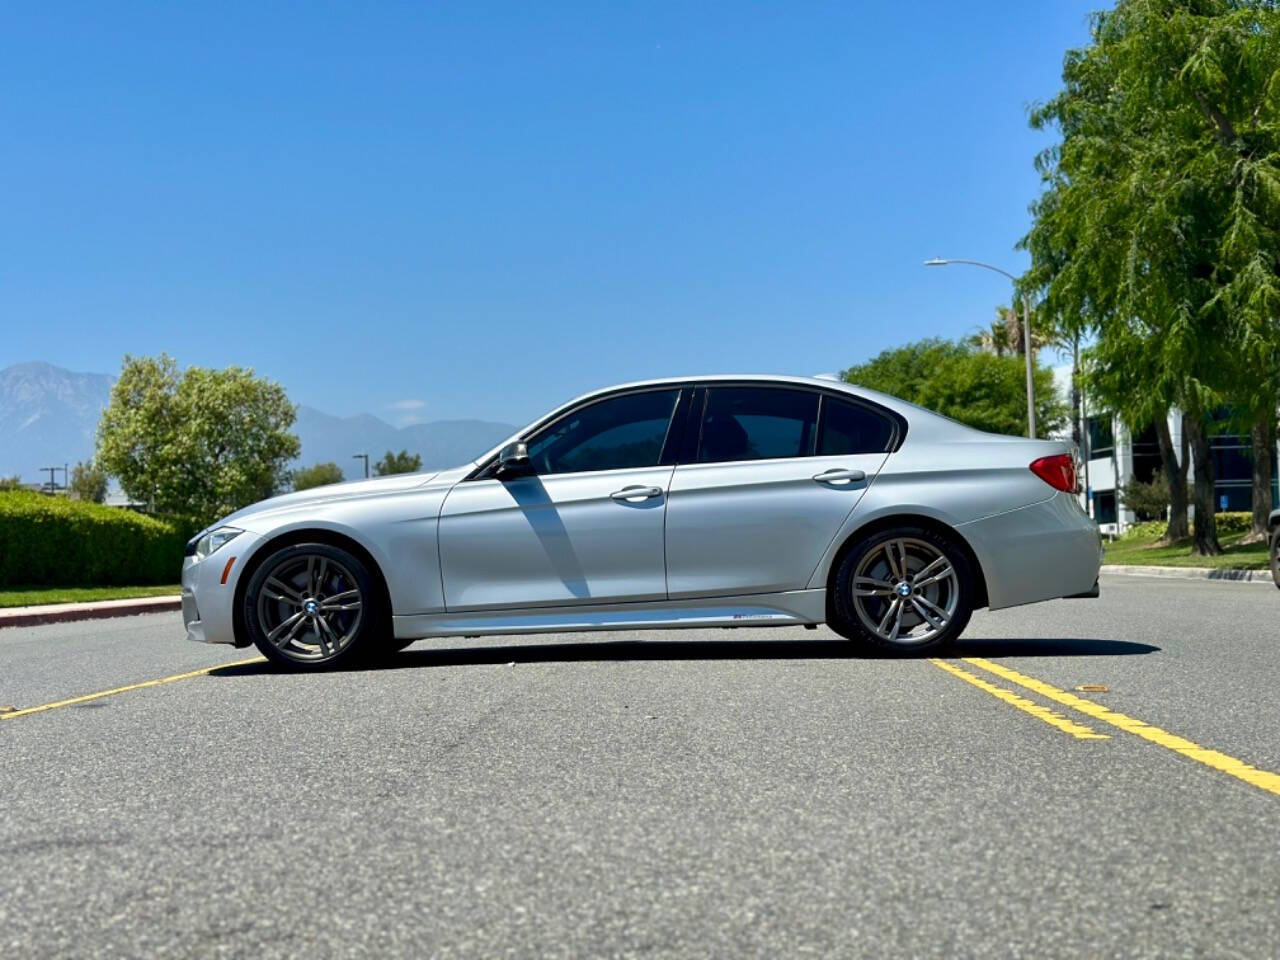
812, 468, 866, 485
610, 485, 664, 501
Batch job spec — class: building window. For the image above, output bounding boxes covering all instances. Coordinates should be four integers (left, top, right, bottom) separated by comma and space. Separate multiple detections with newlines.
1087, 416, 1114, 458
1130, 422, 1162, 484
1092, 489, 1118, 524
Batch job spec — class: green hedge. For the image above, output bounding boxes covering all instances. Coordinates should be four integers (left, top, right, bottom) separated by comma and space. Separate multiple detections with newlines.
1120, 511, 1253, 542
0, 492, 189, 587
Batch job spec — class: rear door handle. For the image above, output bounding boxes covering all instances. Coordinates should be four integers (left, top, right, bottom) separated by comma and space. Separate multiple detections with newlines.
812, 468, 866, 485
610, 485, 664, 501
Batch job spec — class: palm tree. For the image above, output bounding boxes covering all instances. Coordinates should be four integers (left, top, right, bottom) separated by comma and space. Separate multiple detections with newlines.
970, 304, 1060, 358
968, 306, 1023, 357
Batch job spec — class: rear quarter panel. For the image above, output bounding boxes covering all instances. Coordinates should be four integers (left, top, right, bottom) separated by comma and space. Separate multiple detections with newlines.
807, 435, 1094, 607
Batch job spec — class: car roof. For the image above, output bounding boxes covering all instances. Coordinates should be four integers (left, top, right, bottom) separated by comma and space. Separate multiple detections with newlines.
556, 373, 966, 434
564, 372, 883, 403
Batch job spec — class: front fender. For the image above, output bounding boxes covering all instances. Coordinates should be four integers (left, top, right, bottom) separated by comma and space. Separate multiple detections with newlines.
231, 483, 454, 616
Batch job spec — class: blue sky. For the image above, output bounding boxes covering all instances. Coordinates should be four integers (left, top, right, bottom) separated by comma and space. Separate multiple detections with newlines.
2, 1, 1095, 426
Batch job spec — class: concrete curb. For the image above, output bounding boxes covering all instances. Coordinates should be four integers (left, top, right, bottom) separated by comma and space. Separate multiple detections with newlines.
0, 595, 182, 629
1101, 564, 1276, 585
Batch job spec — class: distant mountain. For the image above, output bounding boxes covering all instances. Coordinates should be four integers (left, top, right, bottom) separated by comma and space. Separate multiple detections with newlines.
0, 362, 515, 482
292, 406, 514, 475
0, 362, 115, 480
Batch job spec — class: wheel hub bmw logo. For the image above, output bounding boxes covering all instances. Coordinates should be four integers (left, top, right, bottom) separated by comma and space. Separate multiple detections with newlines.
895, 582, 912, 597
303, 599, 320, 616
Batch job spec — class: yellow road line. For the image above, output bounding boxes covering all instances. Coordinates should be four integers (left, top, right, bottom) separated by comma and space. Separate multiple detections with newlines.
929, 658, 1110, 741
0, 656, 266, 720
964, 657, 1280, 798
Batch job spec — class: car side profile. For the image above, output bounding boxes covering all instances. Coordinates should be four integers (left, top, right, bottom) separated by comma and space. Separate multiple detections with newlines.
182, 375, 1102, 668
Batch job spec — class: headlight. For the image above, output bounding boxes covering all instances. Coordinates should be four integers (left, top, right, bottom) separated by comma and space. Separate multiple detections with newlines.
191, 526, 243, 560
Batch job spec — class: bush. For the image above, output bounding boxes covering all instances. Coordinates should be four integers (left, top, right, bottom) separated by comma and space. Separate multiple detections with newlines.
1118, 475, 1180, 521
1213, 511, 1253, 535
1119, 511, 1252, 542
1119, 519, 1169, 541
0, 492, 190, 587
293, 461, 345, 491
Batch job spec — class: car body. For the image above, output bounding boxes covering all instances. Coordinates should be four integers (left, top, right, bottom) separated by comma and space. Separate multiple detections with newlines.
1270, 508, 1280, 589
182, 374, 1102, 666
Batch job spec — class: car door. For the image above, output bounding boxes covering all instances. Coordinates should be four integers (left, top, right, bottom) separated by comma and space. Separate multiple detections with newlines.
438, 387, 685, 611
664, 385, 896, 598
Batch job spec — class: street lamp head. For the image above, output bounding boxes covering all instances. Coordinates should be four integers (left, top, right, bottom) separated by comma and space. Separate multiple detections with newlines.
923, 258, 949, 267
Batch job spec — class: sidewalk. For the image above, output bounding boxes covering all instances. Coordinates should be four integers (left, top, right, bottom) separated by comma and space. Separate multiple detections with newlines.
1101, 564, 1275, 585
0, 595, 182, 629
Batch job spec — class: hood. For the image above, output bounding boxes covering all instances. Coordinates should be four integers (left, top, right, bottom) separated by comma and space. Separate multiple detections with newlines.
214, 471, 440, 528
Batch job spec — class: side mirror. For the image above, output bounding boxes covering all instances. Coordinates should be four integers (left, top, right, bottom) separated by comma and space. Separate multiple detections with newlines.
495, 441, 533, 479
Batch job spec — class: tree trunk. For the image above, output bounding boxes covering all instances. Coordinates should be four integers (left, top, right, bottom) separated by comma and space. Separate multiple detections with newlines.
1184, 414, 1223, 555
1154, 414, 1189, 541
1251, 414, 1275, 539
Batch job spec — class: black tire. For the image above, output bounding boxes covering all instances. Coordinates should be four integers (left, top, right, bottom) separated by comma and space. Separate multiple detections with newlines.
828, 525, 975, 654
242, 543, 387, 670
1270, 530, 1279, 590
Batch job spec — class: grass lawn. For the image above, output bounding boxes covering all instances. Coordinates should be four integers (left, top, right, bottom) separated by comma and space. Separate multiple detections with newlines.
1104, 528, 1271, 570
0, 585, 182, 609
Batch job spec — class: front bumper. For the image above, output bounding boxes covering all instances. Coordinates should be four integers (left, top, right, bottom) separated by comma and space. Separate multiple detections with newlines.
181, 531, 262, 645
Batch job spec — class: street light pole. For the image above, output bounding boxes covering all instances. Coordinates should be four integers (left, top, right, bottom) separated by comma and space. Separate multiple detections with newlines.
924, 258, 1037, 439
353, 453, 369, 479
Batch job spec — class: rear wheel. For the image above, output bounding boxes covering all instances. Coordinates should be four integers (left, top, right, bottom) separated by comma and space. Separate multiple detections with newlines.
243, 543, 385, 669
829, 526, 974, 654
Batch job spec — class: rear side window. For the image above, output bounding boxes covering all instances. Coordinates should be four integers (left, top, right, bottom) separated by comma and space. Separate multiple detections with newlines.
817, 397, 896, 455
697, 388, 818, 463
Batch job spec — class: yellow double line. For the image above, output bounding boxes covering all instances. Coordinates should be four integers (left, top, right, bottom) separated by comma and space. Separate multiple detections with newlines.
0, 656, 266, 720
933, 656, 1280, 798
8, 649, 1280, 800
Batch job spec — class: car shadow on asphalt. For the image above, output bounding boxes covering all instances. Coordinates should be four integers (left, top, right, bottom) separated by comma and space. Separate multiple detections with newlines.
211, 635, 1158, 676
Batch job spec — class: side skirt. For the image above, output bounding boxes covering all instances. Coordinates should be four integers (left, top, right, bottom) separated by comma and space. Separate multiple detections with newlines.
393, 589, 828, 640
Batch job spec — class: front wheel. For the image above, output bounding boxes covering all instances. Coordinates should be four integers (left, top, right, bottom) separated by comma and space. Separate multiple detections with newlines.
828, 526, 974, 654
1270, 531, 1279, 590
242, 543, 385, 669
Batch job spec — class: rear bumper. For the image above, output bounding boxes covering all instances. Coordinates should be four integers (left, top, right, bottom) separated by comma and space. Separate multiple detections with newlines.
1065, 579, 1100, 599
959, 492, 1102, 611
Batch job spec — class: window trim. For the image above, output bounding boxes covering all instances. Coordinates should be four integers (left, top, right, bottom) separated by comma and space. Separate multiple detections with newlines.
467, 380, 906, 480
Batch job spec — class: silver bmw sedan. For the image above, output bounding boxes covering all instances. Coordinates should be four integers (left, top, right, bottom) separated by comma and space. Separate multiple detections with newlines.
182, 375, 1101, 668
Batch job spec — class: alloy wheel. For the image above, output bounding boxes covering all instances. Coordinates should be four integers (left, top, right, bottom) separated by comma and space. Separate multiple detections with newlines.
851, 537, 959, 646
255, 553, 365, 662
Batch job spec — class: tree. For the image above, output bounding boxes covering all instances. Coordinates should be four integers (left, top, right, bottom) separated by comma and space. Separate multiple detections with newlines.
969, 308, 1017, 358
1118, 473, 1192, 523
96, 354, 299, 524
293, 462, 345, 491
1021, 0, 1280, 553
69, 460, 108, 503
843, 338, 1066, 438
375, 449, 422, 476
0, 475, 22, 491
969, 304, 1059, 358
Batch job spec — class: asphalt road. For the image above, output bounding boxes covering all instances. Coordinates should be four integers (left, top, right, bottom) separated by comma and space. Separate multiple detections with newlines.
3, 575, 1278, 958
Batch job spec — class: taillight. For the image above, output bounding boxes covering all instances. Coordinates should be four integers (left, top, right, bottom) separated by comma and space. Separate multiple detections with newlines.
1030, 454, 1076, 492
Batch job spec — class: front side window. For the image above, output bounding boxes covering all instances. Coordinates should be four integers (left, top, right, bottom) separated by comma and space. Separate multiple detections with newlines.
525, 389, 679, 475
817, 397, 896, 455
697, 388, 818, 463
